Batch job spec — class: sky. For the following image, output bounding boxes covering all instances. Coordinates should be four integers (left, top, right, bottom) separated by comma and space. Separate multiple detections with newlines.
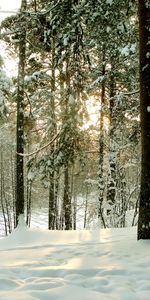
0, 1, 21, 76
0, 0, 21, 21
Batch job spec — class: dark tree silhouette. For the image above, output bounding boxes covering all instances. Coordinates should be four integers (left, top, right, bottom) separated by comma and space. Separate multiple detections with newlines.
138, 0, 150, 239
16, 0, 27, 226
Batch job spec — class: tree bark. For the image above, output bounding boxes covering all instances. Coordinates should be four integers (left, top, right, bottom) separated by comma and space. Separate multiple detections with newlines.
15, 0, 27, 226
106, 60, 116, 218
98, 52, 106, 228
48, 38, 56, 230
63, 163, 72, 230
138, 0, 150, 239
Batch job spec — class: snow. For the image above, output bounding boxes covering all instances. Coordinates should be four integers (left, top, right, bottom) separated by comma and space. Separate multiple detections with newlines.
0, 222, 150, 300
27, 170, 36, 181
120, 44, 136, 57
106, 0, 113, 5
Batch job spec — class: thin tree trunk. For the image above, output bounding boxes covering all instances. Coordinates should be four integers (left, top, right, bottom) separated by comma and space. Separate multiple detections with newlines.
84, 187, 88, 229
11, 150, 16, 228
70, 165, 76, 230
26, 179, 32, 226
48, 37, 56, 230
15, 0, 27, 226
5, 195, 12, 234
0, 151, 7, 236
48, 171, 55, 229
98, 51, 106, 228
73, 195, 77, 230
132, 197, 139, 227
63, 163, 72, 230
54, 170, 59, 230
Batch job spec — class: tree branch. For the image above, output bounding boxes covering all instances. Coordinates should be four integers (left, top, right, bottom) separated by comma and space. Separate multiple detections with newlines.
17, 131, 60, 157
123, 90, 139, 96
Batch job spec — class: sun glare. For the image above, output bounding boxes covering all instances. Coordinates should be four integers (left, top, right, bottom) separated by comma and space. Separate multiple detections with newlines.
82, 96, 100, 130
83, 96, 109, 131
0, 43, 18, 77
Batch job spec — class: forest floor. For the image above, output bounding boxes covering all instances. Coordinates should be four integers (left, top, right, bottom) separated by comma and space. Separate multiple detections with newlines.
0, 222, 149, 300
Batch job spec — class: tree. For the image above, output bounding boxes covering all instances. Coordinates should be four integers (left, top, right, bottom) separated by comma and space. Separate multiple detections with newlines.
48, 37, 57, 230
0, 0, 141, 231
98, 49, 106, 228
138, 0, 150, 239
15, 0, 27, 226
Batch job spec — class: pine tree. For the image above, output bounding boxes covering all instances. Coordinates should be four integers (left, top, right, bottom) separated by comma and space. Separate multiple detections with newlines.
15, 0, 27, 226
138, 0, 150, 240
0, 0, 141, 230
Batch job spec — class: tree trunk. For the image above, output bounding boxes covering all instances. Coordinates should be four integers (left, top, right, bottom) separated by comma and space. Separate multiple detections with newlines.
0, 151, 7, 236
138, 0, 150, 239
98, 53, 106, 228
63, 163, 72, 230
106, 62, 116, 218
48, 38, 56, 230
26, 179, 32, 226
84, 187, 88, 229
11, 150, 16, 228
70, 165, 76, 230
15, 0, 27, 227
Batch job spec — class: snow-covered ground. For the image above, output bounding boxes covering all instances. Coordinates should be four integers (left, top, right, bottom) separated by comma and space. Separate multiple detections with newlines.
0, 221, 150, 300
0, 207, 138, 237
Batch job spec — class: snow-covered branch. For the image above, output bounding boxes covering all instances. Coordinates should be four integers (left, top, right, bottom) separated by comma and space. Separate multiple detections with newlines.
17, 131, 60, 157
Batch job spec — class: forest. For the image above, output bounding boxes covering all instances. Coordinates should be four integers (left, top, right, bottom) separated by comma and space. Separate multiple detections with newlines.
0, 0, 149, 240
